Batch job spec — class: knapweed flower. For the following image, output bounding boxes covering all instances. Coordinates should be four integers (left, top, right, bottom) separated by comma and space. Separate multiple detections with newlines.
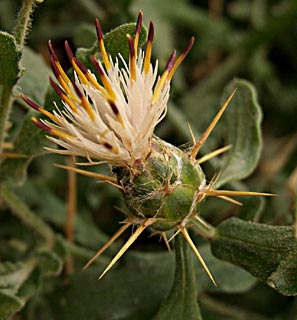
22, 12, 274, 283
23, 12, 193, 167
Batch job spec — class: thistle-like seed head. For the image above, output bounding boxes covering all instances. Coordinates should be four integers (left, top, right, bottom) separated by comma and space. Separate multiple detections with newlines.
22, 11, 194, 167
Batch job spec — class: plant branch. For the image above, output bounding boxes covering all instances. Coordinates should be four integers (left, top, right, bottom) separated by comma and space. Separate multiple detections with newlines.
0, 87, 14, 155
13, 0, 42, 48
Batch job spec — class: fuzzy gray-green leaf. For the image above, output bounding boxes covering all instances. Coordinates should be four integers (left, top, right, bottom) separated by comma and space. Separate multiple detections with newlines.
17, 46, 52, 105
216, 79, 262, 188
195, 243, 256, 293
44, 251, 174, 320
0, 32, 22, 88
0, 292, 23, 320
76, 22, 147, 69
0, 260, 35, 296
153, 234, 202, 320
211, 217, 297, 296
0, 260, 35, 319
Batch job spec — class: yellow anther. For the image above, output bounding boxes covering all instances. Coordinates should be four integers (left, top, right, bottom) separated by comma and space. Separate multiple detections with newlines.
72, 60, 89, 85
152, 70, 169, 105
144, 39, 153, 75
81, 95, 95, 121
144, 22, 154, 75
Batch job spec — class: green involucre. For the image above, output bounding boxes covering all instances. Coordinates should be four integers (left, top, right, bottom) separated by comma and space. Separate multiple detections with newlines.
115, 138, 205, 231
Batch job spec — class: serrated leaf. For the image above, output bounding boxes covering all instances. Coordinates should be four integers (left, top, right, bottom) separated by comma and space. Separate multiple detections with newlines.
216, 79, 262, 188
211, 217, 297, 296
153, 234, 202, 320
76, 22, 147, 69
0, 32, 21, 88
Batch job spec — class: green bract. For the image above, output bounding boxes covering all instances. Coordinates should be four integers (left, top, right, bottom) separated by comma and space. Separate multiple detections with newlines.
115, 137, 205, 231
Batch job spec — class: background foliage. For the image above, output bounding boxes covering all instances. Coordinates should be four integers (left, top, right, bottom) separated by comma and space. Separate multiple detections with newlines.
0, 0, 296, 319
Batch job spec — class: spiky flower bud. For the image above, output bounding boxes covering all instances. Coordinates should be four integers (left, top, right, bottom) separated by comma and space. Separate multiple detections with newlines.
115, 137, 205, 231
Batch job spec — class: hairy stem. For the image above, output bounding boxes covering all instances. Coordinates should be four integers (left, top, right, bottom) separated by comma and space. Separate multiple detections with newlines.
0, 0, 42, 156
13, 0, 40, 48
153, 234, 202, 319
0, 87, 14, 155
293, 194, 297, 239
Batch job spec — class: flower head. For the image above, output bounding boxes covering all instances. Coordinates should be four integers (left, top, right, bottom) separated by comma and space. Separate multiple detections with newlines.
22, 12, 194, 166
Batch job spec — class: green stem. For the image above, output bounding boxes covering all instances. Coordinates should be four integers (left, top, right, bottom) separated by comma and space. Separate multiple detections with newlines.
292, 193, 297, 239
153, 234, 202, 320
13, 0, 39, 48
0, 0, 42, 155
0, 183, 55, 247
0, 86, 14, 155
